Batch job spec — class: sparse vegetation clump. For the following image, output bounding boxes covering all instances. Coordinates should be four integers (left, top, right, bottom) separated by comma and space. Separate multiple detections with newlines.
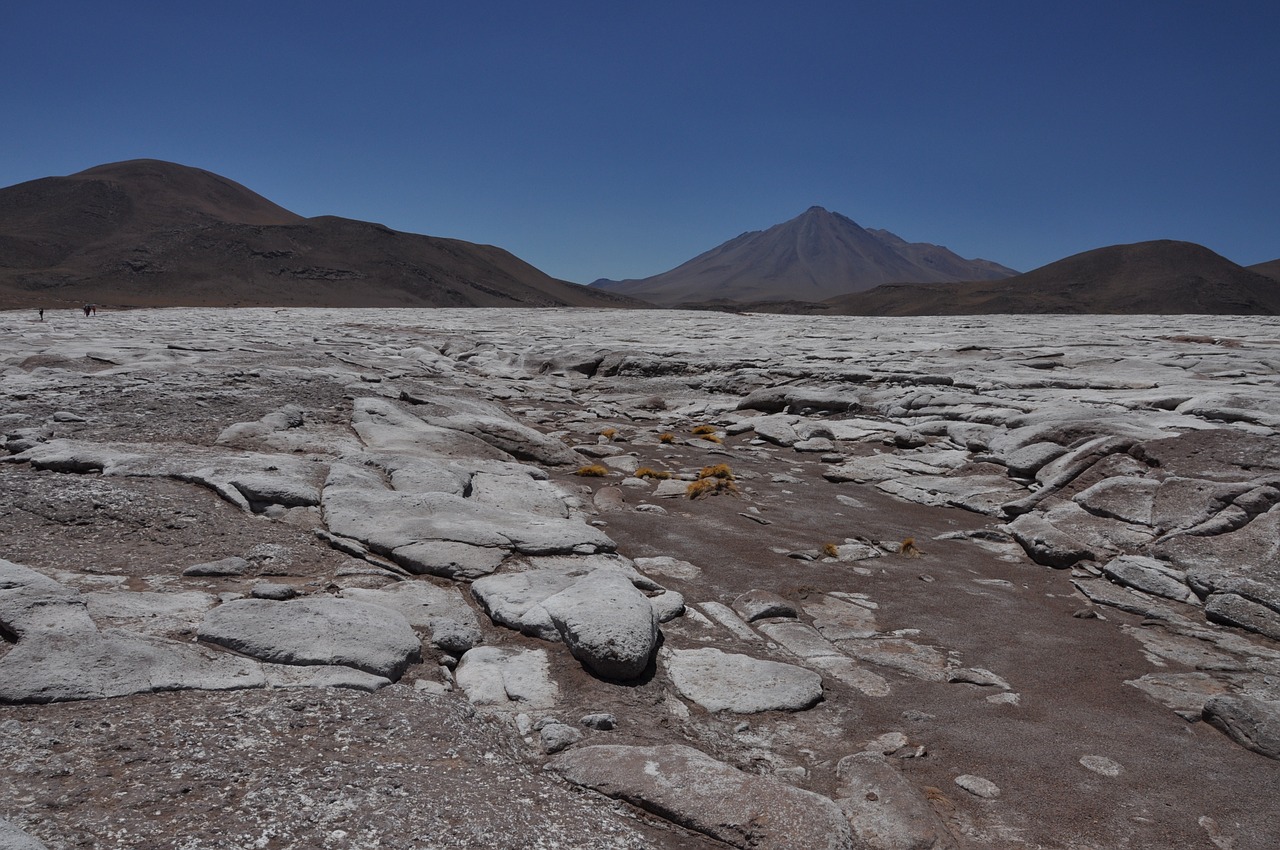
575, 465, 609, 477
686, 477, 739, 499
658, 432, 676, 444
900, 537, 922, 558
821, 543, 840, 558
691, 424, 718, 435
634, 467, 672, 480
687, 464, 739, 498
699, 433, 723, 443
600, 427, 617, 441
698, 464, 735, 481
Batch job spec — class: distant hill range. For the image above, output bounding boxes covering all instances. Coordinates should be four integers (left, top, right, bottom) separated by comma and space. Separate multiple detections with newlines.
0, 159, 637, 309
811, 240, 1280, 316
589, 206, 1017, 305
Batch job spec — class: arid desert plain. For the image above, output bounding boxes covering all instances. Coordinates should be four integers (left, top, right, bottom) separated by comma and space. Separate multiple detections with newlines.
2, 307, 1279, 850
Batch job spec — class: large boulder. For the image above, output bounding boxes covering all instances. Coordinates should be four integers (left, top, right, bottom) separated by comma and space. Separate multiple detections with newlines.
551, 744, 853, 850
540, 566, 659, 680
836, 752, 957, 850
1203, 695, 1280, 760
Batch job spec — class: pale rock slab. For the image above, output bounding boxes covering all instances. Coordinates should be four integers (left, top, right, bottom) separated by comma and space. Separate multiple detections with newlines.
1101, 555, 1196, 604
198, 597, 422, 679
454, 646, 558, 710
0, 818, 49, 850
541, 566, 660, 680
662, 646, 823, 713
340, 582, 483, 654
1203, 694, 1280, 760
836, 752, 957, 850
550, 744, 854, 850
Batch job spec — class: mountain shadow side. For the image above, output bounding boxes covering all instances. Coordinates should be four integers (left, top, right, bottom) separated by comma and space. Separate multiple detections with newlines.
590, 206, 1016, 305
0, 159, 640, 309
819, 240, 1280, 316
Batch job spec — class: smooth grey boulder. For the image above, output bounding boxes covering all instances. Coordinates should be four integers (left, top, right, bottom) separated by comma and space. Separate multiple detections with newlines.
1101, 556, 1195, 604
424, 413, 582, 466
198, 597, 422, 679
341, 582, 483, 653
551, 744, 854, 850
0, 818, 49, 850
1203, 695, 1280, 760
229, 473, 321, 508
350, 397, 513, 461
0, 628, 266, 704
1002, 435, 1137, 516
1005, 513, 1095, 568
1152, 477, 1254, 533
836, 752, 957, 850
877, 474, 1026, 516
1205, 593, 1280, 641
732, 589, 798, 622
454, 646, 558, 710
390, 540, 506, 580
663, 647, 824, 713
1073, 477, 1159, 525
1002, 441, 1068, 478
737, 385, 862, 414
540, 722, 584, 754
541, 566, 660, 680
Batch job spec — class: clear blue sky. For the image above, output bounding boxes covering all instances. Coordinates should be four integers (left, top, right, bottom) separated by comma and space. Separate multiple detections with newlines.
3, 1, 1276, 281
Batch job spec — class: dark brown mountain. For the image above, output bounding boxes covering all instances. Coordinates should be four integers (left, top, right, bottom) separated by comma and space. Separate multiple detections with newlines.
1249, 259, 1280, 282
0, 159, 637, 309
820, 240, 1280, 316
590, 206, 1015, 305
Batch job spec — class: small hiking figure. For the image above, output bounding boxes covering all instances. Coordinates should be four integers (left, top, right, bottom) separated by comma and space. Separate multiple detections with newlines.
83, 304, 90, 317
38, 308, 44, 321
91, 305, 97, 316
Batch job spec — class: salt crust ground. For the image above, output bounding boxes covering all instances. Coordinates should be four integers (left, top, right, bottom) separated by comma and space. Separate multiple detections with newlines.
1, 307, 1278, 850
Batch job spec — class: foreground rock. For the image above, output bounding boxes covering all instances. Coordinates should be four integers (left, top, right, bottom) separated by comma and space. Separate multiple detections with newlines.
551, 744, 853, 850
662, 646, 824, 713
197, 597, 422, 679
1203, 695, 1280, 760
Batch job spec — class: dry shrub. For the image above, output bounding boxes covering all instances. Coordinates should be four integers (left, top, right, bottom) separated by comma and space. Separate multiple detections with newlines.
575, 465, 609, 477
698, 464, 735, 481
686, 477, 739, 499
900, 537, 922, 558
699, 433, 723, 443
821, 543, 840, 558
658, 432, 676, 444
600, 427, 617, 440
634, 467, 672, 480
691, 424, 718, 435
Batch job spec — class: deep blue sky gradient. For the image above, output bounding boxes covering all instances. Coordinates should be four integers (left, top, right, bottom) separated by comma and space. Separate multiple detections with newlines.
3, 1, 1276, 281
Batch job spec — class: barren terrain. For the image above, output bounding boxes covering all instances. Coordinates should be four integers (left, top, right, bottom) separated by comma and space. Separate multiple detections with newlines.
2, 307, 1278, 850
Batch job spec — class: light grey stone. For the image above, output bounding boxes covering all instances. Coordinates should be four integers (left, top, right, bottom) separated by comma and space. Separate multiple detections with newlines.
541, 566, 659, 680
551, 744, 853, 850
954, 774, 1000, 798
732, 589, 797, 622
836, 752, 957, 850
540, 722, 583, 754
454, 646, 558, 710
0, 818, 49, 850
1101, 555, 1196, 604
197, 597, 422, 679
1203, 695, 1280, 760
663, 647, 824, 713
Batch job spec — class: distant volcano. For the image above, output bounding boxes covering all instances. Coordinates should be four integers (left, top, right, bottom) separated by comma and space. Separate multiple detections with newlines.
0, 159, 638, 309
589, 206, 1016, 305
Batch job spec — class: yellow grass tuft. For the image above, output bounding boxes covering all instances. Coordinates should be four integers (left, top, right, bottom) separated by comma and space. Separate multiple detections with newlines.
900, 537, 922, 558
821, 543, 840, 558
698, 464, 735, 481
686, 477, 739, 500
574, 465, 609, 477
691, 424, 718, 435
658, 432, 676, 444
699, 433, 723, 443
634, 467, 672, 480
600, 427, 617, 440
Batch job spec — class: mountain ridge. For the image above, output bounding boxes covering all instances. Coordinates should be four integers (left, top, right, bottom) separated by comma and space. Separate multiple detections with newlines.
0, 159, 639, 309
